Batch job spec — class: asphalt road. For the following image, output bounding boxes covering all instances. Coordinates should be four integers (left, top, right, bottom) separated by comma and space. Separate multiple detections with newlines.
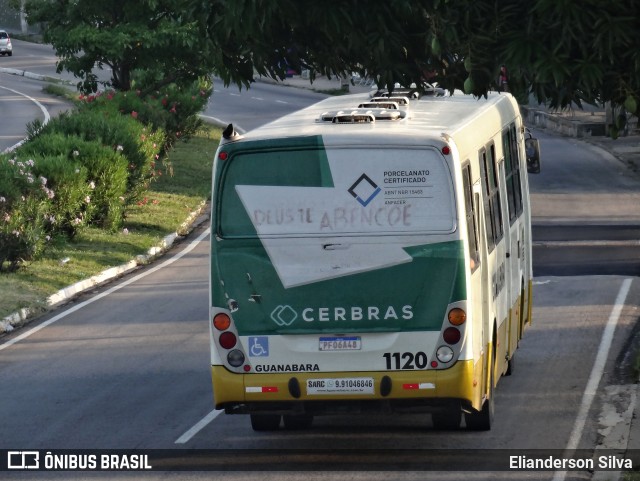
205, 79, 329, 133
0, 229, 637, 481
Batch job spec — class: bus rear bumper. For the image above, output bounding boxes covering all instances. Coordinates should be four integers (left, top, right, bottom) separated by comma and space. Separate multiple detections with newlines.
212, 359, 483, 415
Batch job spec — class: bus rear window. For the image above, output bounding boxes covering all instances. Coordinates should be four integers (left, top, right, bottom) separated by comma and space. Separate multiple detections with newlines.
217, 147, 456, 238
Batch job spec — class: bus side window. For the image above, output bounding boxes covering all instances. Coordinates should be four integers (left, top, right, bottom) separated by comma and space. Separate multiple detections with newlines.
503, 124, 523, 223
479, 144, 503, 252
462, 164, 480, 272
488, 144, 503, 241
479, 148, 495, 252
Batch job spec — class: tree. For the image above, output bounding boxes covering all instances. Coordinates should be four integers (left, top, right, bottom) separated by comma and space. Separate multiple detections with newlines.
25, 0, 215, 93
26, 0, 639, 121
203, 0, 639, 116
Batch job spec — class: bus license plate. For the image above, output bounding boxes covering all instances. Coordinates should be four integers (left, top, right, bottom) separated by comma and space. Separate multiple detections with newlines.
307, 377, 374, 395
319, 336, 361, 351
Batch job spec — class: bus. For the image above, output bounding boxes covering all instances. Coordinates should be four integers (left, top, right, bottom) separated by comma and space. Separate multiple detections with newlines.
208, 87, 540, 431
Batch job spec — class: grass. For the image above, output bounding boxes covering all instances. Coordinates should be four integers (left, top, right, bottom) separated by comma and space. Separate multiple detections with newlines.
623, 471, 640, 480
0, 124, 220, 322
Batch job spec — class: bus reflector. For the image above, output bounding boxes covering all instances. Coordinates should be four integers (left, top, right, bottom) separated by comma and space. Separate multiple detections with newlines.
213, 313, 231, 331
218, 151, 228, 160
448, 308, 466, 325
403, 383, 419, 390
403, 383, 436, 390
245, 386, 279, 393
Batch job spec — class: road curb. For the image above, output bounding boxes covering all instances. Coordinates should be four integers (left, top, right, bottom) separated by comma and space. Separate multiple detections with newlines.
0, 66, 75, 85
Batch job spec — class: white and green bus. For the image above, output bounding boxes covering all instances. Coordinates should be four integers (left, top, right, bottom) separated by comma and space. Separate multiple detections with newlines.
208, 87, 540, 431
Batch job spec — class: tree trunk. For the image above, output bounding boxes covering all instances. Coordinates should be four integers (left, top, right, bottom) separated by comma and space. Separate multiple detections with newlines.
20, 0, 28, 35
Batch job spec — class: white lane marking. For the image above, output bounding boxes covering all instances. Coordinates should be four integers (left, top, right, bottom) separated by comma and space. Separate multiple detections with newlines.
0, 84, 51, 153
552, 277, 633, 481
175, 409, 223, 444
250, 97, 264, 101
0, 228, 211, 352
275, 100, 289, 104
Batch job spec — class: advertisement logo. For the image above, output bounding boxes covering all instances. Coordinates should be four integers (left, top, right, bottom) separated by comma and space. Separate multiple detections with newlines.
270, 305, 298, 326
8, 451, 39, 469
348, 173, 381, 207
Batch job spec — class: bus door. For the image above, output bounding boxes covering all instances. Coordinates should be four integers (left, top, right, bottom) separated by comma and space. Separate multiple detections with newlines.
503, 124, 527, 343
473, 185, 491, 385
497, 156, 519, 366
479, 143, 509, 378
463, 164, 484, 367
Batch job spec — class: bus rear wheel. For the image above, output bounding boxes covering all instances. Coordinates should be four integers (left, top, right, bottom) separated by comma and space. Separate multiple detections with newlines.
465, 393, 494, 431
432, 408, 462, 430
250, 414, 281, 431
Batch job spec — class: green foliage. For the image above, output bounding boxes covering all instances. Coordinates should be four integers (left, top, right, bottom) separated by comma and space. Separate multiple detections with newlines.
17, 134, 129, 231
207, 0, 640, 113
0, 157, 52, 272
33, 109, 164, 204
24, 0, 640, 114
25, 0, 215, 93
80, 79, 212, 149
0, 127, 219, 317
22, 154, 92, 239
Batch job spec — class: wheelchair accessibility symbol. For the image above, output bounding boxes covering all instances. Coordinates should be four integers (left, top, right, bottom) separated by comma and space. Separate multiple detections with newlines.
249, 337, 269, 357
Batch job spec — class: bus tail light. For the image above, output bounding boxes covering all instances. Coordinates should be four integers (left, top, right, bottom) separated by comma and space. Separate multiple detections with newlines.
211, 309, 251, 372
430, 303, 466, 369
219, 331, 237, 349
443, 327, 461, 345
213, 313, 231, 331
227, 349, 245, 367
448, 308, 466, 326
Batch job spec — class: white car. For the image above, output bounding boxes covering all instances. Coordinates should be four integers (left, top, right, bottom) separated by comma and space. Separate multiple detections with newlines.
0, 30, 13, 56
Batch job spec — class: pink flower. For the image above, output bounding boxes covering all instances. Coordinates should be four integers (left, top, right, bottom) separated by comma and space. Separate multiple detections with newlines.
131, 111, 138, 119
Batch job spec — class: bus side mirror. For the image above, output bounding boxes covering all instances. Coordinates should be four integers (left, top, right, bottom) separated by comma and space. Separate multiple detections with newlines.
525, 137, 541, 174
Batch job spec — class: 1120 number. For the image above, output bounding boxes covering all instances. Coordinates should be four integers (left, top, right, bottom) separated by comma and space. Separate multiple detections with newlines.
382, 351, 428, 370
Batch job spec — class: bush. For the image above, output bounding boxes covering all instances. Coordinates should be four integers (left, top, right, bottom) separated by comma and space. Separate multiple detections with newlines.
33, 109, 164, 205
17, 133, 129, 231
1, 78, 210, 272
82, 79, 212, 149
28, 154, 92, 239
0, 157, 52, 271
